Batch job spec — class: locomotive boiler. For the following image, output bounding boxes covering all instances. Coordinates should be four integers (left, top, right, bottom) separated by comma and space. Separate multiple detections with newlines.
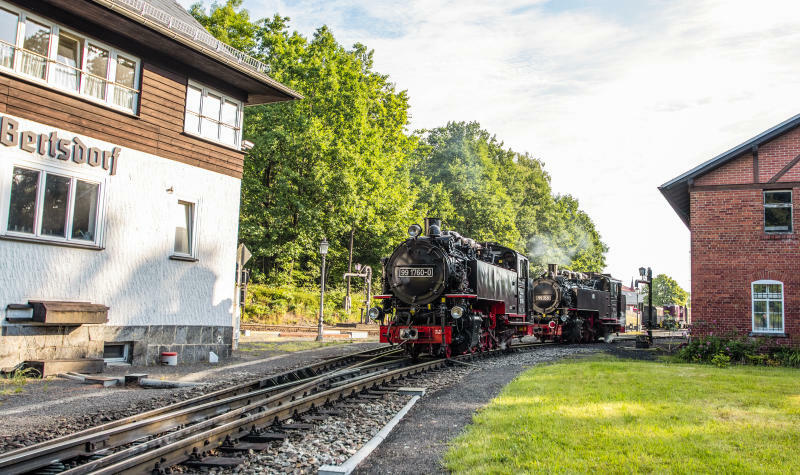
530, 264, 626, 343
370, 218, 531, 357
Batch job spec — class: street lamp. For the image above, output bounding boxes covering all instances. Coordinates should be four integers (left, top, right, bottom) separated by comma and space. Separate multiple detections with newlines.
317, 238, 329, 342
636, 267, 653, 345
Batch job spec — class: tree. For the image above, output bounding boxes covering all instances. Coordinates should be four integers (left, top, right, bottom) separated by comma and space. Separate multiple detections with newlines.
190, 2, 609, 285
641, 274, 689, 307
191, 2, 417, 285
411, 122, 607, 274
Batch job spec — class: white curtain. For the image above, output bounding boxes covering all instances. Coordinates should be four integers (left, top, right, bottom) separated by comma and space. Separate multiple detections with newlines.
113, 86, 134, 110
0, 43, 12, 69
53, 63, 78, 91
20, 50, 45, 79
83, 74, 105, 100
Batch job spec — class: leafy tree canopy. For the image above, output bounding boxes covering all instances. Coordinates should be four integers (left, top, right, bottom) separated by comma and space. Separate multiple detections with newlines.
641, 274, 689, 307
190, 1, 608, 284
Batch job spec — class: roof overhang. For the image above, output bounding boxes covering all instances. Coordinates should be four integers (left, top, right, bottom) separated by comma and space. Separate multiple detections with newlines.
659, 112, 800, 228
35, 0, 302, 105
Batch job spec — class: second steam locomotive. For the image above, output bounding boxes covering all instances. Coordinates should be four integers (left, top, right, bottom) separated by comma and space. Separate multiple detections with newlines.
370, 218, 625, 357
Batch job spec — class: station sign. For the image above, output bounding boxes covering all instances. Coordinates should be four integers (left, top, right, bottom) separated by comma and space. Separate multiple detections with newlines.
0, 115, 120, 175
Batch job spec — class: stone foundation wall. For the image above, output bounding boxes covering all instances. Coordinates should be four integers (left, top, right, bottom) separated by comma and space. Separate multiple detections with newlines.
0, 324, 233, 369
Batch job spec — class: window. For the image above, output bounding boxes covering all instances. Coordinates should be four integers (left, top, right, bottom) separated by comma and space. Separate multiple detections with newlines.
172, 200, 196, 257
5, 166, 103, 246
0, 2, 140, 113
764, 190, 792, 233
752, 280, 784, 333
0, 8, 17, 68
103, 342, 131, 364
184, 81, 242, 148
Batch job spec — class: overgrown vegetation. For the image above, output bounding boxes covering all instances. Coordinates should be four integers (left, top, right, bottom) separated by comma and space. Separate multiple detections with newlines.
675, 335, 800, 368
0, 367, 40, 396
445, 355, 800, 474
243, 284, 371, 325
190, 1, 608, 288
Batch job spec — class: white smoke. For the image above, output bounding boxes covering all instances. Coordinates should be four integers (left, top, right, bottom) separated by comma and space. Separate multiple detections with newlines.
526, 227, 592, 272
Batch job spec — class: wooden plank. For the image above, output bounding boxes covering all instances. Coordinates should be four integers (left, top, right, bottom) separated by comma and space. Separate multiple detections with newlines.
141, 70, 186, 96
24, 359, 104, 377
7, 106, 158, 156
7, 79, 158, 133
6, 97, 159, 151
140, 84, 185, 110
143, 61, 186, 85
155, 143, 242, 178
140, 115, 183, 135
157, 133, 244, 164
140, 100, 184, 122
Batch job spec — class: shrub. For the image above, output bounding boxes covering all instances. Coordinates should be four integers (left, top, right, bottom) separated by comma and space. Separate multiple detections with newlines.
676, 335, 800, 368
711, 352, 731, 368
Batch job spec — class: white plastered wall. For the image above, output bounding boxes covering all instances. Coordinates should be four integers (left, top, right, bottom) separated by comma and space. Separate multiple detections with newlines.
0, 113, 241, 328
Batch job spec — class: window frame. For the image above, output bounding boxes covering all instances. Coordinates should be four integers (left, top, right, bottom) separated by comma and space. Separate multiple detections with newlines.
763, 189, 793, 234
183, 80, 243, 149
0, 159, 107, 249
751, 280, 785, 334
103, 341, 131, 364
170, 196, 199, 261
0, 1, 141, 114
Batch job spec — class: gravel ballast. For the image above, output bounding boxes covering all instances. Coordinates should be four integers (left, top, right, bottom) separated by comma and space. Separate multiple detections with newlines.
0, 342, 385, 452
1, 341, 626, 473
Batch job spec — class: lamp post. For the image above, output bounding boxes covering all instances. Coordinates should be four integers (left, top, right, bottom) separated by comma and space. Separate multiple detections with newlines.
636, 266, 653, 344
317, 238, 329, 342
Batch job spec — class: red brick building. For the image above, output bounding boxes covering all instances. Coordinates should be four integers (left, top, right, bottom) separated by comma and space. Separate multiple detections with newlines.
660, 114, 800, 345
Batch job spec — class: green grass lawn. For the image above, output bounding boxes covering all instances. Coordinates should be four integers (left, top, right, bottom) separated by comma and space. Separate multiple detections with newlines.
445, 355, 800, 474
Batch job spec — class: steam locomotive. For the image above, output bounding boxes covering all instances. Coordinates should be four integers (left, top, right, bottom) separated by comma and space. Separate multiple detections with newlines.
370, 218, 625, 357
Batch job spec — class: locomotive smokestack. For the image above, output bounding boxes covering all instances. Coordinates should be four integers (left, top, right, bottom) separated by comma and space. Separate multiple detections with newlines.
548, 263, 558, 278
424, 217, 442, 236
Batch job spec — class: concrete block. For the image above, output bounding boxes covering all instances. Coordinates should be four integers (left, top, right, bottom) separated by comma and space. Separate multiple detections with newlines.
185, 326, 203, 344
175, 326, 189, 344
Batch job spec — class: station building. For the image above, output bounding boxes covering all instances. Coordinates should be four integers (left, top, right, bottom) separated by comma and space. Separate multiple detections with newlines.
0, 0, 300, 370
660, 113, 800, 345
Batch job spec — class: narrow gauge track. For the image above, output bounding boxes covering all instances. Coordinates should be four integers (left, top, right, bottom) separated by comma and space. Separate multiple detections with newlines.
0, 346, 402, 475
4, 342, 549, 474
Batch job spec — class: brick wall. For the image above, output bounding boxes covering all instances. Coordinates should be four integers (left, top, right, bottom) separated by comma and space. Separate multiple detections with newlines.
694, 153, 753, 186
690, 131, 800, 345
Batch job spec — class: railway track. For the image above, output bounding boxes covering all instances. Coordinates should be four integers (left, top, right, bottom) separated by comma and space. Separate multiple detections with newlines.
1, 342, 547, 474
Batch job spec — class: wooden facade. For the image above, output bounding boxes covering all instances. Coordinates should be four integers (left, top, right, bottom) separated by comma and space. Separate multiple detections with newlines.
0, 62, 245, 179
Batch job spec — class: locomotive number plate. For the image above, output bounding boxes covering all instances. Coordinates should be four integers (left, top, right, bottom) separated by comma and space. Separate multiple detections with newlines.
397, 267, 433, 278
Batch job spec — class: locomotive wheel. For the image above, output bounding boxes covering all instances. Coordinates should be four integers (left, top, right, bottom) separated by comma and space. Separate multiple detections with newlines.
409, 344, 423, 360
566, 321, 582, 344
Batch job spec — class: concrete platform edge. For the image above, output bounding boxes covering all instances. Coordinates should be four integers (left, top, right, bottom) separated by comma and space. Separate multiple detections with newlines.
318, 392, 423, 475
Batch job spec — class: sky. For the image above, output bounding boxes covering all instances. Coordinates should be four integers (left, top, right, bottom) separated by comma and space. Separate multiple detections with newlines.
180, 0, 800, 290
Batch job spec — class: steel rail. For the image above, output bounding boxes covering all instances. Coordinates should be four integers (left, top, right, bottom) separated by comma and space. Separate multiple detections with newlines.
94, 357, 450, 474
91, 344, 544, 474
0, 346, 400, 474
55, 358, 411, 474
